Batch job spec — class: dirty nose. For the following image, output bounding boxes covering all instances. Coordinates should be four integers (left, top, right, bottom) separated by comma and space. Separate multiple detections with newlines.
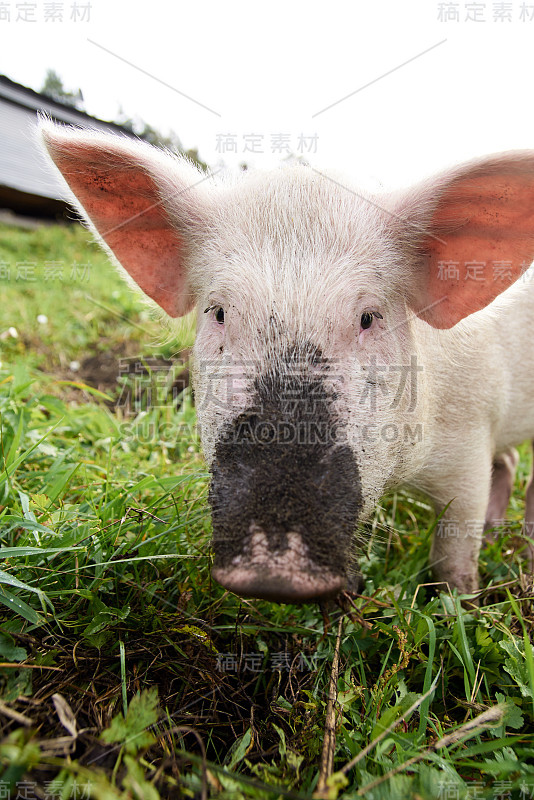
212, 528, 346, 602
208, 348, 363, 604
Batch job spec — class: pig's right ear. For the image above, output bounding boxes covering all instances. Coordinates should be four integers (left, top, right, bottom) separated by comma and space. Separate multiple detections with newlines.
39, 121, 211, 318
391, 152, 534, 329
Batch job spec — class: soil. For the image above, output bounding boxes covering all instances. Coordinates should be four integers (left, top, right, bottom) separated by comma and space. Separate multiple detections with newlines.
55, 342, 191, 410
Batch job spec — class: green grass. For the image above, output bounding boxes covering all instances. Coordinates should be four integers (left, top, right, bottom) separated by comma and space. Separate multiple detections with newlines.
0, 221, 533, 799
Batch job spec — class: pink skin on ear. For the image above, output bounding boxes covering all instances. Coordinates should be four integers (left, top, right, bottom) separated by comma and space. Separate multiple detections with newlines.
42, 135, 193, 318
411, 159, 534, 329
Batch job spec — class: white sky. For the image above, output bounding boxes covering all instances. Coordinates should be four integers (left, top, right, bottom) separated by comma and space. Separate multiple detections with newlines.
1, 0, 533, 191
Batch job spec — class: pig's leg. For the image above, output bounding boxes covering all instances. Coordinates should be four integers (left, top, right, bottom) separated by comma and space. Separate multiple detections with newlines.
523, 442, 534, 570
483, 448, 518, 541
430, 511, 485, 594
428, 456, 493, 594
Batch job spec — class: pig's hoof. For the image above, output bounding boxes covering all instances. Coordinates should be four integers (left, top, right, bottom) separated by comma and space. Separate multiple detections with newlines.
212, 529, 346, 603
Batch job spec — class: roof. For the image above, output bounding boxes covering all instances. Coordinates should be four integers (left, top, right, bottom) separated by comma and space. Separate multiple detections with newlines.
0, 74, 138, 211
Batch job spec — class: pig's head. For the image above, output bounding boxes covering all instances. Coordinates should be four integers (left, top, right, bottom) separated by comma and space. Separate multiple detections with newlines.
40, 122, 534, 602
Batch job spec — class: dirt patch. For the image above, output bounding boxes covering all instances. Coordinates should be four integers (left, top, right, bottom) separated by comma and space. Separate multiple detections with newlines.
60, 342, 191, 410
0, 617, 319, 796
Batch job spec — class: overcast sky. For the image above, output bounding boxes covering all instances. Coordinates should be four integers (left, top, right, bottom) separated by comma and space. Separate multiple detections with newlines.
1, 0, 533, 191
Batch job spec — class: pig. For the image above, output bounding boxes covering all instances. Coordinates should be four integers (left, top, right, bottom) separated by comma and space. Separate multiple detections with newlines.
39, 119, 534, 603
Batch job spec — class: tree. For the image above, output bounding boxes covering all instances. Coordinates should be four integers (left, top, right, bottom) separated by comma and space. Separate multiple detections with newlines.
39, 76, 208, 171
41, 69, 84, 110
115, 108, 208, 172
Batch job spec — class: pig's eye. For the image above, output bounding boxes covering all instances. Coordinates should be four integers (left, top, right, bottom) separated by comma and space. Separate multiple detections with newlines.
360, 311, 382, 330
204, 305, 225, 324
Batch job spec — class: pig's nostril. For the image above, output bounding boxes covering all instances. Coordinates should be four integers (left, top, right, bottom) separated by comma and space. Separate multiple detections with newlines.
212, 565, 346, 603
212, 527, 347, 603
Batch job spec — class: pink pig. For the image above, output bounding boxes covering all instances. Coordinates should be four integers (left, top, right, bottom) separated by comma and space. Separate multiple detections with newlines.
41, 120, 534, 602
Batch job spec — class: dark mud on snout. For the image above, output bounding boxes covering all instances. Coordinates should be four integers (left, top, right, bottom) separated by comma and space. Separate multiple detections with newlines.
209, 347, 363, 599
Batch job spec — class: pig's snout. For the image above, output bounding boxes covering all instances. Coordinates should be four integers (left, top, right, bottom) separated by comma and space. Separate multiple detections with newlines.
212, 527, 346, 602
208, 366, 362, 603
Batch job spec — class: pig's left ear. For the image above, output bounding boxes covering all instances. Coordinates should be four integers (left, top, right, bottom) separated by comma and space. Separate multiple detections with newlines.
39, 120, 211, 318
392, 152, 534, 329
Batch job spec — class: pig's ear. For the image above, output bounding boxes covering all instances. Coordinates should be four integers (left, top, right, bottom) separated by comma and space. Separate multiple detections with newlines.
393, 152, 534, 329
39, 120, 210, 318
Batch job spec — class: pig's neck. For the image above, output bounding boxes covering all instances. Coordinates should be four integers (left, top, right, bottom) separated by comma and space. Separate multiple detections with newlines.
407, 279, 534, 494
